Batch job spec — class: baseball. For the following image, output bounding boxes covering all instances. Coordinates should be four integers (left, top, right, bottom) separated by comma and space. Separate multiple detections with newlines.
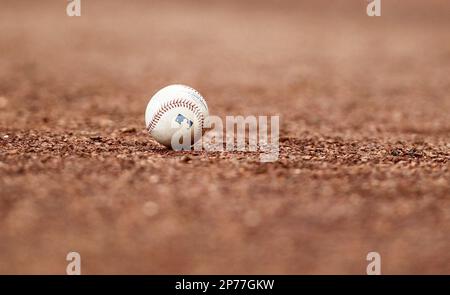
145, 84, 209, 149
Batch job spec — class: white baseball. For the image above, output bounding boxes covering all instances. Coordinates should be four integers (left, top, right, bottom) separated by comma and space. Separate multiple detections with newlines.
145, 84, 209, 148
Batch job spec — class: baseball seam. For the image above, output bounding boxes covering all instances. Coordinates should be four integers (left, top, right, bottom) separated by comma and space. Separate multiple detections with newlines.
147, 98, 204, 135
177, 85, 208, 112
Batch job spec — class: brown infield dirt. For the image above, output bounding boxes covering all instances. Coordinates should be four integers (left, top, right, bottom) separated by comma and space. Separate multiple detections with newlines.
0, 0, 449, 274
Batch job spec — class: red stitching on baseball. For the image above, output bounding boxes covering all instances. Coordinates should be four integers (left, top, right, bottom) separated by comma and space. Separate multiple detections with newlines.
147, 98, 204, 135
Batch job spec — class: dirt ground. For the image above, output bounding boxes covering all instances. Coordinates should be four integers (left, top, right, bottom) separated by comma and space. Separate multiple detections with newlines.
0, 0, 449, 274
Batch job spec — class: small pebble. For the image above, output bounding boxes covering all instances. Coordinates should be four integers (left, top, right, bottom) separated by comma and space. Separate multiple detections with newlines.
120, 127, 137, 133
149, 175, 160, 183
142, 201, 159, 217
180, 155, 191, 163
90, 135, 102, 141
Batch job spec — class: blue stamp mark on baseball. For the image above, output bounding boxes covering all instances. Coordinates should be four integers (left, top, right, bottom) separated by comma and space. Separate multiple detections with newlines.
175, 114, 193, 128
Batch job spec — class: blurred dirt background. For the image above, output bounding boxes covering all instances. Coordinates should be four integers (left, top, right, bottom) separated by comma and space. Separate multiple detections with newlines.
0, 0, 449, 274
